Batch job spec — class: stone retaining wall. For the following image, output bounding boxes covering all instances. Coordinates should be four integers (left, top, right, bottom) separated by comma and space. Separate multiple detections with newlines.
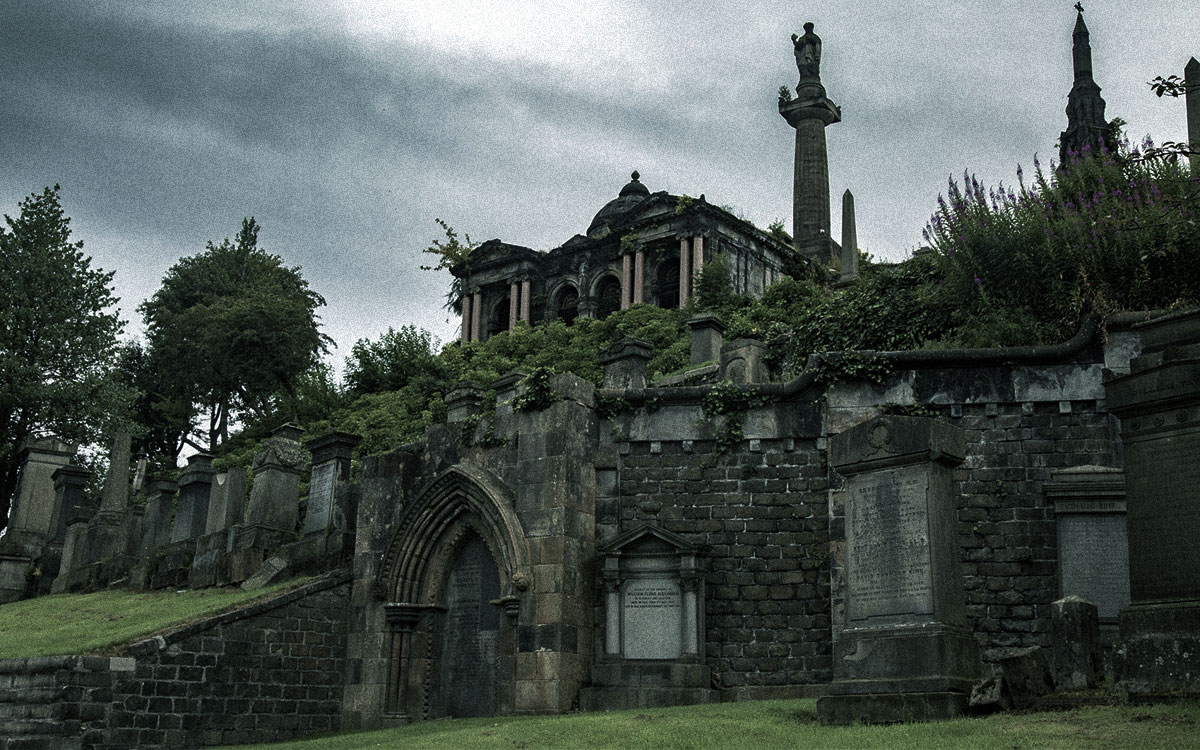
0, 574, 350, 749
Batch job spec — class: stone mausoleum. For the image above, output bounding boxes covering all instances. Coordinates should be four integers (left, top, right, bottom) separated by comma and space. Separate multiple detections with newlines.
453, 171, 793, 343
1, 11, 1198, 749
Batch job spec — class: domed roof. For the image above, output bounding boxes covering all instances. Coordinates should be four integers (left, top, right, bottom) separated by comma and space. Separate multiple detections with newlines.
587, 171, 650, 236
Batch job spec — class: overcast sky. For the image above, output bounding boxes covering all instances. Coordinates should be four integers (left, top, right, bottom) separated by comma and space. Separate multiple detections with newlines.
3, 1, 1196, 376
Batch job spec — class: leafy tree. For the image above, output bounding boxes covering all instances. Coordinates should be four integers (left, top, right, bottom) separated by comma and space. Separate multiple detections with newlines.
345, 325, 444, 395
139, 218, 330, 454
420, 219, 476, 313
0, 186, 128, 531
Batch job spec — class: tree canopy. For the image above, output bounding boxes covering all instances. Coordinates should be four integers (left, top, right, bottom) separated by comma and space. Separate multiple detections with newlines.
139, 218, 329, 454
0, 186, 127, 530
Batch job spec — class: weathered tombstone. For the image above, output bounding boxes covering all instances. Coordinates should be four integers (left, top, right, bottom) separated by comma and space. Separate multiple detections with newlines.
51, 496, 97, 594
138, 479, 177, 552
205, 469, 247, 536
1045, 466, 1129, 621
170, 453, 215, 543
190, 469, 248, 587
303, 432, 361, 538
688, 313, 725, 365
818, 415, 982, 724
994, 646, 1054, 709
0, 438, 74, 557
48, 463, 91, 546
1049, 596, 1102, 690
580, 525, 717, 710
1105, 308, 1200, 694
230, 424, 306, 582
600, 337, 653, 391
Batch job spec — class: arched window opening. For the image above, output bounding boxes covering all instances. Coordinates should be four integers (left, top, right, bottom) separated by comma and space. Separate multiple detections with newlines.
595, 276, 622, 318
555, 288, 579, 325
487, 297, 511, 338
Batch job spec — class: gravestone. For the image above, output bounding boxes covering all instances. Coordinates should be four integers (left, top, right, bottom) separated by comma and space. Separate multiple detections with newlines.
1105, 308, 1200, 694
138, 480, 177, 552
1045, 466, 1129, 620
205, 469, 247, 536
1049, 596, 1102, 690
688, 314, 725, 365
0, 438, 74, 557
231, 424, 306, 582
170, 454, 215, 543
818, 416, 982, 724
48, 464, 91, 546
303, 432, 361, 537
190, 469, 248, 587
580, 525, 716, 710
439, 535, 500, 718
720, 339, 768, 384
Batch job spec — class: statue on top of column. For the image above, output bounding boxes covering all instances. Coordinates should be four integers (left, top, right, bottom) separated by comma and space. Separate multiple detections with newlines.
792, 22, 822, 81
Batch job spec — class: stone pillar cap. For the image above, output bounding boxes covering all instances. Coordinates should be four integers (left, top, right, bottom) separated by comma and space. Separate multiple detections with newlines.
272, 423, 305, 442
600, 337, 654, 364
687, 313, 726, 332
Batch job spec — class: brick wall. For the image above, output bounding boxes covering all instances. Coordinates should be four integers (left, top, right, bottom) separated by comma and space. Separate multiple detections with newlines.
0, 575, 350, 749
615, 436, 832, 690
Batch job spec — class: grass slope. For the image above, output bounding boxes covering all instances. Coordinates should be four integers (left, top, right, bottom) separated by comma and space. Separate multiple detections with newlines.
0, 578, 310, 658
235, 699, 1200, 750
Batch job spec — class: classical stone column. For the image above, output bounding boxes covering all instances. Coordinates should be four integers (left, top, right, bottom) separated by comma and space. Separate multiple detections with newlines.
507, 282, 518, 332
520, 279, 531, 322
621, 253, 632, 309
633, 249, 645, 304
780, 22, 840, 270
461, 294, 473, 342
471, 290, 483, 342
678, 237, 691, 307
693, 235, 705, 280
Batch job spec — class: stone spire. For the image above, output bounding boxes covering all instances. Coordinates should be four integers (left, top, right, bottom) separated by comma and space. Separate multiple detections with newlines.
1059, 6, 1114, 165
780, 22, 841, 270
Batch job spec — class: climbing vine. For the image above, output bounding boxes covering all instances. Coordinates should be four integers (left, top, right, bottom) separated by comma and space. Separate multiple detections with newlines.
700, 381, 771, 454
511, 367, 557, 412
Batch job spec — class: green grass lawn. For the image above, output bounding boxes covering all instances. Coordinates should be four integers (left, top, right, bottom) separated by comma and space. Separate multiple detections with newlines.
0, 577, 310, 658
235, 698, 1200, 750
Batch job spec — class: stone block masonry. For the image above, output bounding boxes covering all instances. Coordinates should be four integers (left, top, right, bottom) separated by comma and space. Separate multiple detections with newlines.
0, 575, 350, 749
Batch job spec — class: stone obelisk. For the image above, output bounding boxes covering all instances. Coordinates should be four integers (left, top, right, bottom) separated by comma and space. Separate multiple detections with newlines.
780, 22, 840, 271
1186, 57, 1199, 175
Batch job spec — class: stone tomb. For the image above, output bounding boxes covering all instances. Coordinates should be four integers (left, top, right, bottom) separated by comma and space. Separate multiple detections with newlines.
1044, 466, 1129, 621
437, 535, 501, 718
580, 525, 717, 710
1105, 309, 1200, 694
818, 416, 981, 724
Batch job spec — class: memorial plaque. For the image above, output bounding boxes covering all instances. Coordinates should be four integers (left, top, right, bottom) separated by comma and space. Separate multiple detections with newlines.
442, 536, 500, 717
303, 462, 336, 535
1058, 514, 1130, 620
1123, 433, 1200, 601
622, 577, 682, 659
846, 464, 934, 623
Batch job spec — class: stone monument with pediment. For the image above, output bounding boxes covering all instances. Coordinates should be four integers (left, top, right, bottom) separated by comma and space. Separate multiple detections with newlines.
579, 524, 717, 710
818, 415, 982, 723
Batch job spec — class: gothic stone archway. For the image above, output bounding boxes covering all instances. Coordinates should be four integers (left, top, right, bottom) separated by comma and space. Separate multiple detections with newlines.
377, 465, 531, 720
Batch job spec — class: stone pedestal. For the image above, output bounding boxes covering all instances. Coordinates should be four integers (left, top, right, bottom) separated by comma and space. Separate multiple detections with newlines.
1105, 309, 1200, 694
720, 339, 768, 384
600, 338, 653, 391
818, 416, 981, 724
687, 314, 725, 365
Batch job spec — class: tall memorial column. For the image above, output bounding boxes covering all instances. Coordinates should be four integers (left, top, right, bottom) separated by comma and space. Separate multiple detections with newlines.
780, 22, 840, 270
1105, 309, 1200, 695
